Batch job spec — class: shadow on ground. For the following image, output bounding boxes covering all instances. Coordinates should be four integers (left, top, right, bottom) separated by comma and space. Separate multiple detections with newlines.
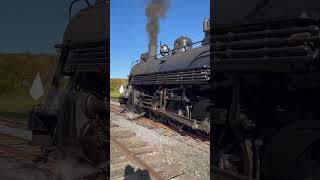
123, 165, 151, 180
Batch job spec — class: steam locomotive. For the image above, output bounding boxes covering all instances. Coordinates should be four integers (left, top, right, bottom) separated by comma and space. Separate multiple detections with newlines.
121, 1, 320, 179
120, 18, 211, 135
29, 0, 109, 164
212, 1, 320, 179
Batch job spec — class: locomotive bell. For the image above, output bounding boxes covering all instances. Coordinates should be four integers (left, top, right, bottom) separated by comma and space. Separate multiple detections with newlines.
160, 44, 170, 56
173, 36, 192, 53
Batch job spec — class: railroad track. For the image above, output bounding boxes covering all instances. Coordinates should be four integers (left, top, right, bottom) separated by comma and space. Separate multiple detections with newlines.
0, 106, 209, 179
0, 116, 28, 129
110, 102, 209, 143
110, 121, 198, 180
0, 117, 53, 169
110, 102, 210, 180
0, 117, 61, 179
0, 132, 56, 176
110, 102, 209, 154
0, 116, 109, 180
114, 101, 255, 180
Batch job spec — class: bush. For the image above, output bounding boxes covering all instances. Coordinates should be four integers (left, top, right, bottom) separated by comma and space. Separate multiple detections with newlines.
0, 53, 57, 94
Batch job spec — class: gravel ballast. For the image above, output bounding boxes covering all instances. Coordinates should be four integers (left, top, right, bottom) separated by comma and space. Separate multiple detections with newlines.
111, 112, 210, 180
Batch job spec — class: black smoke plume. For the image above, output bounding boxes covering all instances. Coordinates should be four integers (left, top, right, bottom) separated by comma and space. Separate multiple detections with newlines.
145, 0, 169, 45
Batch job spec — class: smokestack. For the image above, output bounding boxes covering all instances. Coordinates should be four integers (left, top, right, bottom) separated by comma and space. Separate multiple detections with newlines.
145, 0, 169, 60
148, 43, 157, 60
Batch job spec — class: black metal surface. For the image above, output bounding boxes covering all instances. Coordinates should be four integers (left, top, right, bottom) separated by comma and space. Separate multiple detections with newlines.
30, 0, 109, 166
173, 36, 193, 53
130, 45, 209, 78
141, 105, 210, 133
213, 167, 255, 180
213, 26, 320, 41
69, 41, 108, 73
212, 19, 320, 73
213, 0, 320, 28
69, 0, 93, 20
131, 68, 210, 85
213, 36, 320, 50
211, 14, 320, 180
63, 0, 109, 44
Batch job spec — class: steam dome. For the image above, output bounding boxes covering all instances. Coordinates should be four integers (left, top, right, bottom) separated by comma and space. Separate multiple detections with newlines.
173, 36, 193, 53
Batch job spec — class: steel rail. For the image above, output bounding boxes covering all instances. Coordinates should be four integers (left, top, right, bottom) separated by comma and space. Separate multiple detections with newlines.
110, 103, 210, 142
110, 137, 164, 180
0, 132, 30, 143
0, 116, 27, 127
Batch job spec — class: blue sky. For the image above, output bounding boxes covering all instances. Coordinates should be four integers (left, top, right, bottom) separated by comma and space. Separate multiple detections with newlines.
111, 0, 210, 78
0, 0, 95, 53
0, 0, 209, 76
0, 1, 67, 53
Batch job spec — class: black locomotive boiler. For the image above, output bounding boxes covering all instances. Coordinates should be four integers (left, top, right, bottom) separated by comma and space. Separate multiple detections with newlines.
120, 18, 211, 135
29, 0, 109, 164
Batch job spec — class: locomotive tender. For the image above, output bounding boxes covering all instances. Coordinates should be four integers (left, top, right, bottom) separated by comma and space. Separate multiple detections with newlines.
29, 0, 109, 164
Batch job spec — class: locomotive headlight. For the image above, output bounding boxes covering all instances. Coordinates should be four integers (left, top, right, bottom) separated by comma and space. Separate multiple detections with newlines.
160, 44, 170, 56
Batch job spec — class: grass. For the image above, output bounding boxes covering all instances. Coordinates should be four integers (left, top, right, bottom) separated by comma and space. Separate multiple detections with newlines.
0, 53, 56, 94
110, 91, 122, 100
0, 79, 129, 119
0, 91, 39, 119
110, 78, 128, 100
0, 53, 56, 120
0, 53, 129, 118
